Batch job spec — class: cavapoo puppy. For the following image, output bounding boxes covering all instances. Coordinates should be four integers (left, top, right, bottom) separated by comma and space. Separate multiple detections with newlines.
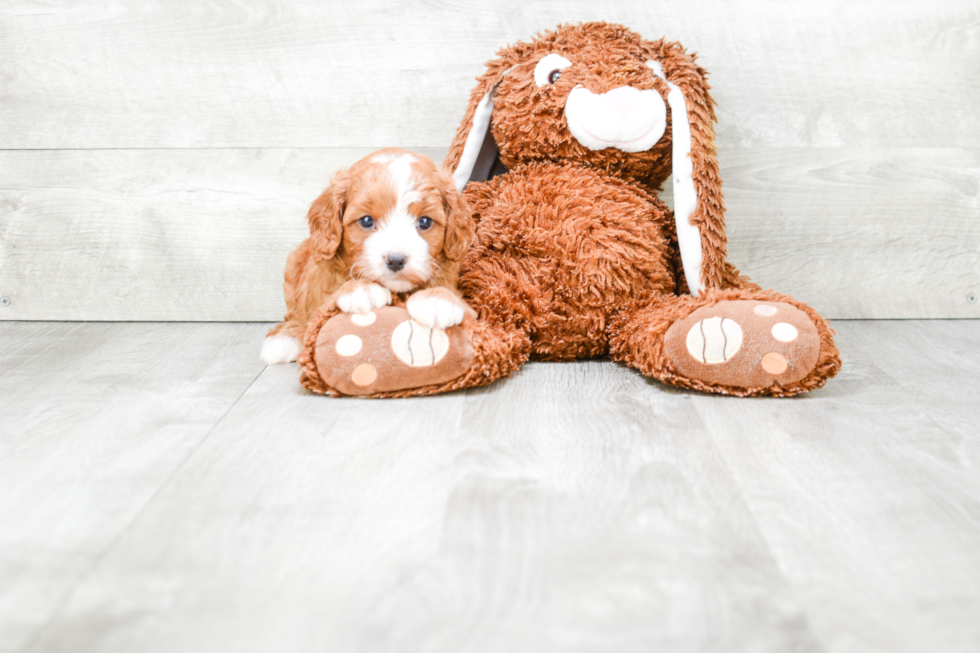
261, 148, 476, 365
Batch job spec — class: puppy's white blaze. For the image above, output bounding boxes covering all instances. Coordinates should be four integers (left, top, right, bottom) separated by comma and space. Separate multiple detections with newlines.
646, 59, 705, 297
362, 153, 432, 292
260, 333, 302, 365
386, 154, 421, 213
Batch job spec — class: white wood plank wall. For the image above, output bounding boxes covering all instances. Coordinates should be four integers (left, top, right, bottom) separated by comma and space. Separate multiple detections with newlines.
0, 1, 977, 320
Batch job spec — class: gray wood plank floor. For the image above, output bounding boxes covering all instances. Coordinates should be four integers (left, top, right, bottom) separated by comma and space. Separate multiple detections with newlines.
1, 320, 978, 653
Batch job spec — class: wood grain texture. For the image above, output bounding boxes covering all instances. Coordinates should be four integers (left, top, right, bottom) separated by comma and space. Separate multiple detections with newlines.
701, 320, 980, 653
0, 0, 976, 149
722, 148, 980, 319
2, 1, 977, 321
22, 361, 821, 653
352, 363, 820, 652
0, 322, 268, 653
838, 320, 980, 441
1, 320, 979, 651
1, 147, 977, 321
0, 147, 443, 321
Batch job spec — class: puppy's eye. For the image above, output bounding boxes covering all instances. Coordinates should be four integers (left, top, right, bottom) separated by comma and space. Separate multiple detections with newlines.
358, 215, 375, 229
534, 53, 572, 86
416, 216, 433, 231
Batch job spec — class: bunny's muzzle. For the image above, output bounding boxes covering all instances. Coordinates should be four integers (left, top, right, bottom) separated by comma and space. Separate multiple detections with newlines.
564, 85, 667, 153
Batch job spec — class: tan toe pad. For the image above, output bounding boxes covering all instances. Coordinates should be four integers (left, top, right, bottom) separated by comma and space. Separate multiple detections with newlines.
664, 300, 820, 389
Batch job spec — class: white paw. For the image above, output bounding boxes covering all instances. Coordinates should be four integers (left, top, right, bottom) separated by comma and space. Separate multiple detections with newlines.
260, 333, 302, 365
336, 284, 392, 314
407, 295, 466, 329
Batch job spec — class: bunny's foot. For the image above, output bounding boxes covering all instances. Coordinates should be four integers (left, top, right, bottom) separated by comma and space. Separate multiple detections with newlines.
299, 305, 528, 397
663, 300, 821, 389
610, 291, 841, 397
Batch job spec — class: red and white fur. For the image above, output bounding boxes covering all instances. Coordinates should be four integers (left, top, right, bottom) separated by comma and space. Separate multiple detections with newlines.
261, 148, 476, 364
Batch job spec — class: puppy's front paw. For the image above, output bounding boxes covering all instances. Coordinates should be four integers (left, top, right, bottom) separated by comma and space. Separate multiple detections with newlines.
336, 283, 392, 314
407, 292, 468, 329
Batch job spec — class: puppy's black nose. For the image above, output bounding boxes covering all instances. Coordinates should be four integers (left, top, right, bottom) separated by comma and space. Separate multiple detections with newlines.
385, 253, 407, 272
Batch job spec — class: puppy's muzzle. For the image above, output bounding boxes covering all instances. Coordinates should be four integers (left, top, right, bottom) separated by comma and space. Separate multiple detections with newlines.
385, 253, 408, 272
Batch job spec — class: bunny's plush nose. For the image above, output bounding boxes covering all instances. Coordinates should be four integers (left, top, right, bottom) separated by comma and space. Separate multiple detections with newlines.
564, 84, 667, 153
604, 86, 640, 118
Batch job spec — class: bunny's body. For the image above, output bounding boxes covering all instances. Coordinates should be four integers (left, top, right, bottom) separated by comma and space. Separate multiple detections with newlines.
300, 23, 841, 397
460, 161, 675, 360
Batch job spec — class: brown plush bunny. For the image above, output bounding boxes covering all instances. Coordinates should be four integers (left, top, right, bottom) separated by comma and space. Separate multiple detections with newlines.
299, 22, 841, 397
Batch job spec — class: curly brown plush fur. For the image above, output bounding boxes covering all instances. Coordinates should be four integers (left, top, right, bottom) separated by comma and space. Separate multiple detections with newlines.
300, 21, 840, 397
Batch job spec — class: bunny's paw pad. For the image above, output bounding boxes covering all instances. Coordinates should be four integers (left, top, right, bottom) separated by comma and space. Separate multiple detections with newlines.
314, 306, 473, 396
664, 300, 820, 389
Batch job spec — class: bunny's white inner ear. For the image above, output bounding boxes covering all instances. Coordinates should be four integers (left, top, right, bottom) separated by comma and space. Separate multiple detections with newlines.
646, 59, 705, 297
452, 68, 515, 192
452, 90, 496, 192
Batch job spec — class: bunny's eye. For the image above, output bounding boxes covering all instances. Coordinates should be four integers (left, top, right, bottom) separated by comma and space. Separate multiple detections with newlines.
534, 53, 572, 86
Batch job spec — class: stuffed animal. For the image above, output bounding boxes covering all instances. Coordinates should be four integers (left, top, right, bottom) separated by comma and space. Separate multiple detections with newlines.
299, 22, 841, 397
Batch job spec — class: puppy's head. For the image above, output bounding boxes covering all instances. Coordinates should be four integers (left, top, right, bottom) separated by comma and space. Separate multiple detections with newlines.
307, 148, 474, 292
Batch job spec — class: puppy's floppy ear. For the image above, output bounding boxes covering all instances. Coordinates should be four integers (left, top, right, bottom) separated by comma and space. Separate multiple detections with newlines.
437, 168, 476, 261
307, 169, 352, 260
643, 39, 728, 296
445, 55, 516, 192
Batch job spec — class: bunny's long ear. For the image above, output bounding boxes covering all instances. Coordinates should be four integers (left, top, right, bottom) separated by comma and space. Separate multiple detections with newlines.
445, 60, 514, 192
645, 42, 728, 296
